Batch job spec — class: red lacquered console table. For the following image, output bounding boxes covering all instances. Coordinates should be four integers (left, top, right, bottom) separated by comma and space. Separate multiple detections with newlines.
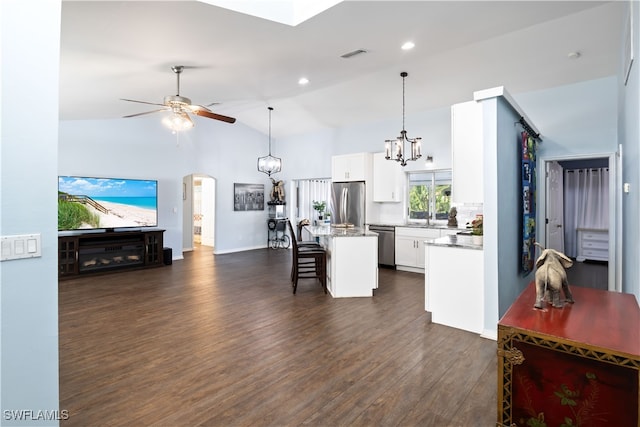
497, 282, 639, 427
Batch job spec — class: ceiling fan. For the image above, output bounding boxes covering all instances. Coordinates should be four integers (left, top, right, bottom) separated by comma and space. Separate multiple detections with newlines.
121, 65, 236, 130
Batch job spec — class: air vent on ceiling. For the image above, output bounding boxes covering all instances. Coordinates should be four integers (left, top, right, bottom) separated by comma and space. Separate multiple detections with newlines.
340, 49, 368, 59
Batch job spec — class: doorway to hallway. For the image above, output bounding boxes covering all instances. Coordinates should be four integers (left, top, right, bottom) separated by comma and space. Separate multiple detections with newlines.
183, 174, 216, 251
541, 154, 617, 291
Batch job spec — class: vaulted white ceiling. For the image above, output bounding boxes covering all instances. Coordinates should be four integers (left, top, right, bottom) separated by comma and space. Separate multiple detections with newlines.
59, 1, 624, 138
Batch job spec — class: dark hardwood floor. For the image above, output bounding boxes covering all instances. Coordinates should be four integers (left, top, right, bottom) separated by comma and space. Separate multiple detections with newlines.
566, 259, 608, 290
59, 246, 497, 427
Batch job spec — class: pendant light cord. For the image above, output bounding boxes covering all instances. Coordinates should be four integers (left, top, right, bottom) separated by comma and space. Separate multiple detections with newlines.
402, 74, 406, 132
268, 107, 273, 155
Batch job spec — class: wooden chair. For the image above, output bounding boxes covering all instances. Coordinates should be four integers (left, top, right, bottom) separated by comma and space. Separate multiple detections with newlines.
295, 220, 322, 247
287, 220, 327, 295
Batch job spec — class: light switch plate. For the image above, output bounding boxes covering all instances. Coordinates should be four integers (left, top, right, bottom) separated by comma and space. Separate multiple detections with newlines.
0, 234, 41, 261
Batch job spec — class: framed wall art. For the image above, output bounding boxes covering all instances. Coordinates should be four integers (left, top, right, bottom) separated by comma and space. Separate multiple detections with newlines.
233, 183, 264, 211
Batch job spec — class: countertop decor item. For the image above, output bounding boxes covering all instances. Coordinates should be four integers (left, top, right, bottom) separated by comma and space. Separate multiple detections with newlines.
533, 242, 574, 309
447, 207, 458, 227
469, 214, 483, 245
384, 72, 422, 166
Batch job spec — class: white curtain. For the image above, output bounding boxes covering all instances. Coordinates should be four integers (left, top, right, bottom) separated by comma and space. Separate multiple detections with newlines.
564, 168, 609, 257
295, 179, 331, 223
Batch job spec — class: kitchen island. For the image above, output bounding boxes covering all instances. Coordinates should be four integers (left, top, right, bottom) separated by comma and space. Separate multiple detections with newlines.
424, 234, 484, 334
305, 225, 378, 297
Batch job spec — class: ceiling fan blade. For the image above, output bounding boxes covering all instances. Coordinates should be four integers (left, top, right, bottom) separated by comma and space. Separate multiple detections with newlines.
192, 109, 236, 124
120, 98, 165, 107
189, 104, 212, 113
123, 108, 168, 118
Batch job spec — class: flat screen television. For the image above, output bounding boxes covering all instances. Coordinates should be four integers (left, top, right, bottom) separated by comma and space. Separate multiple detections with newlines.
58, 176, 158, 231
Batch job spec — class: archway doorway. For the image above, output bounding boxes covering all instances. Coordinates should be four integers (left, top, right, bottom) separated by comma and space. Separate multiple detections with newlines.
183, 174, 216, 251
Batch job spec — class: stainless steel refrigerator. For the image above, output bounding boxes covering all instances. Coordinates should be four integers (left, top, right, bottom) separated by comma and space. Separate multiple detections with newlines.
330, 181, 365, 228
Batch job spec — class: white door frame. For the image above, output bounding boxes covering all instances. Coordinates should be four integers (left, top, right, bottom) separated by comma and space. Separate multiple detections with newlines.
182, 173, 216, 252
545, 160, 565, 253
538, 152, 620, 292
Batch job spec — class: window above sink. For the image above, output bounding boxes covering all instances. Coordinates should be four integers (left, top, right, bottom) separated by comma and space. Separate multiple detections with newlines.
407, 170, 451, 224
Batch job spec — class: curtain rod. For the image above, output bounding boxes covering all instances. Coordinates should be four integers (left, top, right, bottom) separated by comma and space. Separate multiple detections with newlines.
518, 116, 541, 141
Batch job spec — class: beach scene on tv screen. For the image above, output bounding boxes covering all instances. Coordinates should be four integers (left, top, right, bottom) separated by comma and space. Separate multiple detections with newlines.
58, 176, 157, 230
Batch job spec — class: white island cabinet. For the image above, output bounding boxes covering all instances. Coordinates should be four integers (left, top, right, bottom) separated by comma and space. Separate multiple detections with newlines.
424, 234, 484, 334
306, 225, 378, 297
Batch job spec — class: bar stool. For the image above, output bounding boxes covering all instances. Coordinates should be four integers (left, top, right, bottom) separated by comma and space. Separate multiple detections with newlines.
296, 220, 322, 248
287, 220, 327, 294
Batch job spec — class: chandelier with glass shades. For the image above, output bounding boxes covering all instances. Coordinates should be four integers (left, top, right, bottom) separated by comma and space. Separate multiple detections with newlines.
385, 72, 422, 166
257, 107, 282, 176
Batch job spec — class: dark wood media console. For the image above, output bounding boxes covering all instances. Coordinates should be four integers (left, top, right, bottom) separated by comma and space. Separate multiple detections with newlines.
58, 229, 165, 279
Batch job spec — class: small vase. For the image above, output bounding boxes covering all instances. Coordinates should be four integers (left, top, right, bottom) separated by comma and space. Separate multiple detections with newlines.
472, 235, 483, 245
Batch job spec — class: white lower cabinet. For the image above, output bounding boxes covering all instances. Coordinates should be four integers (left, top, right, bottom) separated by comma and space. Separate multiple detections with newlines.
425, 244, 484, 334
576, 228, 608, 262
395, 227, 441, 271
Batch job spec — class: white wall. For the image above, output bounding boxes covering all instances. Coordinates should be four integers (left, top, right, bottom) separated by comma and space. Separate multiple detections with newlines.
59, 117, 197, 257
515, 76, 618, 156
58, 77, 621, 258
59, 104, 454, 254
618, 1, 640, 300
191, 117, 273, 253
1, 0, 61, 423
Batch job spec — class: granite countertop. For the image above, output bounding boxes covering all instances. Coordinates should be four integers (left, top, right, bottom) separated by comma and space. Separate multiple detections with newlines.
305, 225, 377, 237
424, 234, 483, 250
367, 222, 462, 230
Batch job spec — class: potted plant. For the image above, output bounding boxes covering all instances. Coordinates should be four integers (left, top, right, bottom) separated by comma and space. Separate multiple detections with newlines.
323, 211, 331, 224
470, 214, 483, 245
312, 200, 326, 224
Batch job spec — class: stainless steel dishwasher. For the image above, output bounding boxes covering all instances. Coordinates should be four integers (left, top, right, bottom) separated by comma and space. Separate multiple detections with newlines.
369, 225, 395, 268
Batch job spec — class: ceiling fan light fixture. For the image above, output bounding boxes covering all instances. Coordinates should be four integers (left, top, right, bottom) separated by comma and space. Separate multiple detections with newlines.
162, 111, 194, 132
258, 107, 282, 176
121, 65, 236, 130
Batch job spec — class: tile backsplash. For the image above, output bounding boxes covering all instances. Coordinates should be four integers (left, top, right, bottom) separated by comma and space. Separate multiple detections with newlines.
452, 203, 483, 229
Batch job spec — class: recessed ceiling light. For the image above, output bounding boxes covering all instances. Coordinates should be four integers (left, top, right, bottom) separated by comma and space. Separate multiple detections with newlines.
401, 41, 415, 51
568, 51, 581, 59
298, 77, 309, 85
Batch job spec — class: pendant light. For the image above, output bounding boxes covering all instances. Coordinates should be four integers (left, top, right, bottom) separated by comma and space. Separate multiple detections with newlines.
257, 107, 282, 176
384, 72, 422, 166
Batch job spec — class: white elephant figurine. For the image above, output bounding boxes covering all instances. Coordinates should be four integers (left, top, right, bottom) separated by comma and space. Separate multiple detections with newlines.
534, 243, 575, 309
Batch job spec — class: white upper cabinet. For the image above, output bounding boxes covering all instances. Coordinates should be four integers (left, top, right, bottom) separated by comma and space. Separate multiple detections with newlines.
332, 153, 372, 182
372, 152, 403, 202
451, 101, 483, 204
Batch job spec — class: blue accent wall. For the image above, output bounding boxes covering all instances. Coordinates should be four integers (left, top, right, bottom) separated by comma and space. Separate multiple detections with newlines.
619, 1, 640, 300
495, 97, 535, 316
1, 0, 61, 423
